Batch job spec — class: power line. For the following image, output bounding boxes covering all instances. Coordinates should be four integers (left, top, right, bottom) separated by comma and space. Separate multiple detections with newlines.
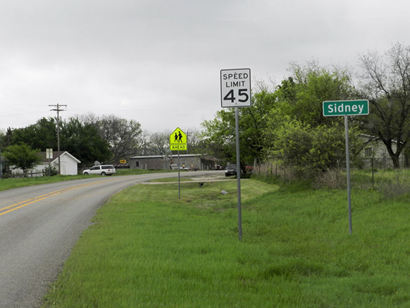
49, 104, 67, 175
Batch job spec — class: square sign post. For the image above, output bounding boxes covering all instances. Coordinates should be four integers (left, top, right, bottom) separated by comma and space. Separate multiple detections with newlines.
220, 68, 251, 241
323, 99, 369, 234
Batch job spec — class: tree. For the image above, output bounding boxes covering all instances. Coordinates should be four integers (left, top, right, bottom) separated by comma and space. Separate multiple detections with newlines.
404, 144, 410, 167
3, 144, 41, 176
201, 109, 236, 164
148, 132, 170, 155
360, 43, 410, 168
93, 115, 142, 163
8, 118, 57, 150
134, 131, 153, 156
186, 129, 208, 154
262, 64, 364, 174
202, 85, 276, 168
61, 118, 111, 166
270, 120, 361, 174
0, 130, 6, 149
274, 64, 357, 127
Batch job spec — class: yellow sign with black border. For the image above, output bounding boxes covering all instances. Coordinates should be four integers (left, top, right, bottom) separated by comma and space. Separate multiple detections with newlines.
169, 127, 187, 151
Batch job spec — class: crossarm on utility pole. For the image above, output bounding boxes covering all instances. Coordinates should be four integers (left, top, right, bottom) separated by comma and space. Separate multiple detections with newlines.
49, 104, 67, 175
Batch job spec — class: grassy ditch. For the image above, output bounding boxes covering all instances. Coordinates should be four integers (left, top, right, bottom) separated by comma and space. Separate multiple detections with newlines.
43, 178, 409, 307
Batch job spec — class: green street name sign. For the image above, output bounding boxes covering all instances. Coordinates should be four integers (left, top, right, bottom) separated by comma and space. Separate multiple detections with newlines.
323, 100, 369, 117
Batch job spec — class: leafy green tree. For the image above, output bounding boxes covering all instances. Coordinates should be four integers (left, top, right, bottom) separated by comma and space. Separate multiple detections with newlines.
202, 65, 359, 173
61, 118, 111, 166
261, 64, 365, 175
270, 120, 361, 175
81, 114, 142, 163
201, 87, 276, 168
8, 118, 57, 150
274, 64, 357, 127
360, 43, 410, 168
0, 130, 6, 149
3, 144, 41, 176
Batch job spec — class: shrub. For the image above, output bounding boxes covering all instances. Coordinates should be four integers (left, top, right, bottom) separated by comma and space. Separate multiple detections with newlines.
270, 120, 360, 177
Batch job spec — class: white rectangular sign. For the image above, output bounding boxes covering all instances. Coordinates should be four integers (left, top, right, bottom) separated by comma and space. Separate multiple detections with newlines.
46, 148, 53, 159
220, 68, 251, 108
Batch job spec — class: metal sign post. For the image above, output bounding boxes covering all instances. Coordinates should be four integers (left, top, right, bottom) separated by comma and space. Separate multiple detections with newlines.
323, 99, 369, 234
344, 116, 352, 234
178, 150, 181, 199
169, 127, 187, 200
235, 107, 242, 240
220, 68, 251, 241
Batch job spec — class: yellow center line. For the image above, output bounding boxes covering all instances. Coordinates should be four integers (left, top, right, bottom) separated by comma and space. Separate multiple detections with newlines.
0, 190, 65, 213
0, 178, 113, 217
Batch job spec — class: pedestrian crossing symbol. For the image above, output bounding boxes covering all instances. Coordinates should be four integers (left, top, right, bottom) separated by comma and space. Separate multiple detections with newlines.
169, 127, 187, 151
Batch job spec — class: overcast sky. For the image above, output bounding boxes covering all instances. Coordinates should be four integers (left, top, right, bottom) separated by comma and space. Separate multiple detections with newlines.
1, 0, 409, 133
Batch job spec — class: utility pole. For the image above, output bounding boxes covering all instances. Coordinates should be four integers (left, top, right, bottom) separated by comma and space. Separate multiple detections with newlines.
49, 104, 67, 175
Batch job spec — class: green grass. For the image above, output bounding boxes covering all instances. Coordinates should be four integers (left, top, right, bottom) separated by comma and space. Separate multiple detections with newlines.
43, 179, 410, 307
0, 169, 164, 192
0, 175, 89, 192
351, 169, 410, 186
351, 169, 409, 199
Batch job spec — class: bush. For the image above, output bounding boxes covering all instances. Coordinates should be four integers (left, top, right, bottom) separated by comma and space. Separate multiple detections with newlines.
270, 120, 360, 177
43, 165, 58, 176
3, 143, 41, 177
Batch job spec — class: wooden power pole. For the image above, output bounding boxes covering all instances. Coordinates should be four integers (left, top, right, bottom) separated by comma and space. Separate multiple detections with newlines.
49, 104, 67, 175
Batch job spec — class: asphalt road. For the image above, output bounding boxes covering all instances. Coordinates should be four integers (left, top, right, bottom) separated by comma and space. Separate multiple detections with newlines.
0, 171, 221, 308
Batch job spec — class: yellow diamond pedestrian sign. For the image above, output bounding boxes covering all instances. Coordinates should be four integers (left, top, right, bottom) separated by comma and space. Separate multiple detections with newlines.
170, 127, 187, 151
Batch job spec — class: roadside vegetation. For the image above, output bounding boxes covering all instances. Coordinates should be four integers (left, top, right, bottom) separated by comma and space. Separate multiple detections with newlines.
43, 176, 409, 307
0, 175, 89, 192
0, 169, 166, 192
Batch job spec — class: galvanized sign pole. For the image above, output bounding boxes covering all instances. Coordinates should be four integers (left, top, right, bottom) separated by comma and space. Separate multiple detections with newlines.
344, 115, 352, 234
220, 68, 251, 241
169, 127, 187, 200
235, 107, 242, 240
178, 150, 181, 199
323, 99, 369, 234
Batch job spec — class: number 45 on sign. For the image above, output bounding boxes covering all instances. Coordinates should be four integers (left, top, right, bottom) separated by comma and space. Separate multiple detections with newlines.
220, 68, 251, 108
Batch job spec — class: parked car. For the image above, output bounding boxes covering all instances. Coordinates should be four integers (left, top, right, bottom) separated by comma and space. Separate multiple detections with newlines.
225, 164, 237, 176
83, 165, 116, 176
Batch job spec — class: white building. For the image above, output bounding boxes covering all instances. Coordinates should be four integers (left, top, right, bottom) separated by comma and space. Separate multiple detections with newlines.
11, 151, 81, 176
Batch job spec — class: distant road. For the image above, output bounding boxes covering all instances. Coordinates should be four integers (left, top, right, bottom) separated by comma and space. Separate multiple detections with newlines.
0, 171, 222, 308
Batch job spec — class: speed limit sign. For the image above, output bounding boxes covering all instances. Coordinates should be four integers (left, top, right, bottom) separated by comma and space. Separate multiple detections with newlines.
220, 68, 251, 108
